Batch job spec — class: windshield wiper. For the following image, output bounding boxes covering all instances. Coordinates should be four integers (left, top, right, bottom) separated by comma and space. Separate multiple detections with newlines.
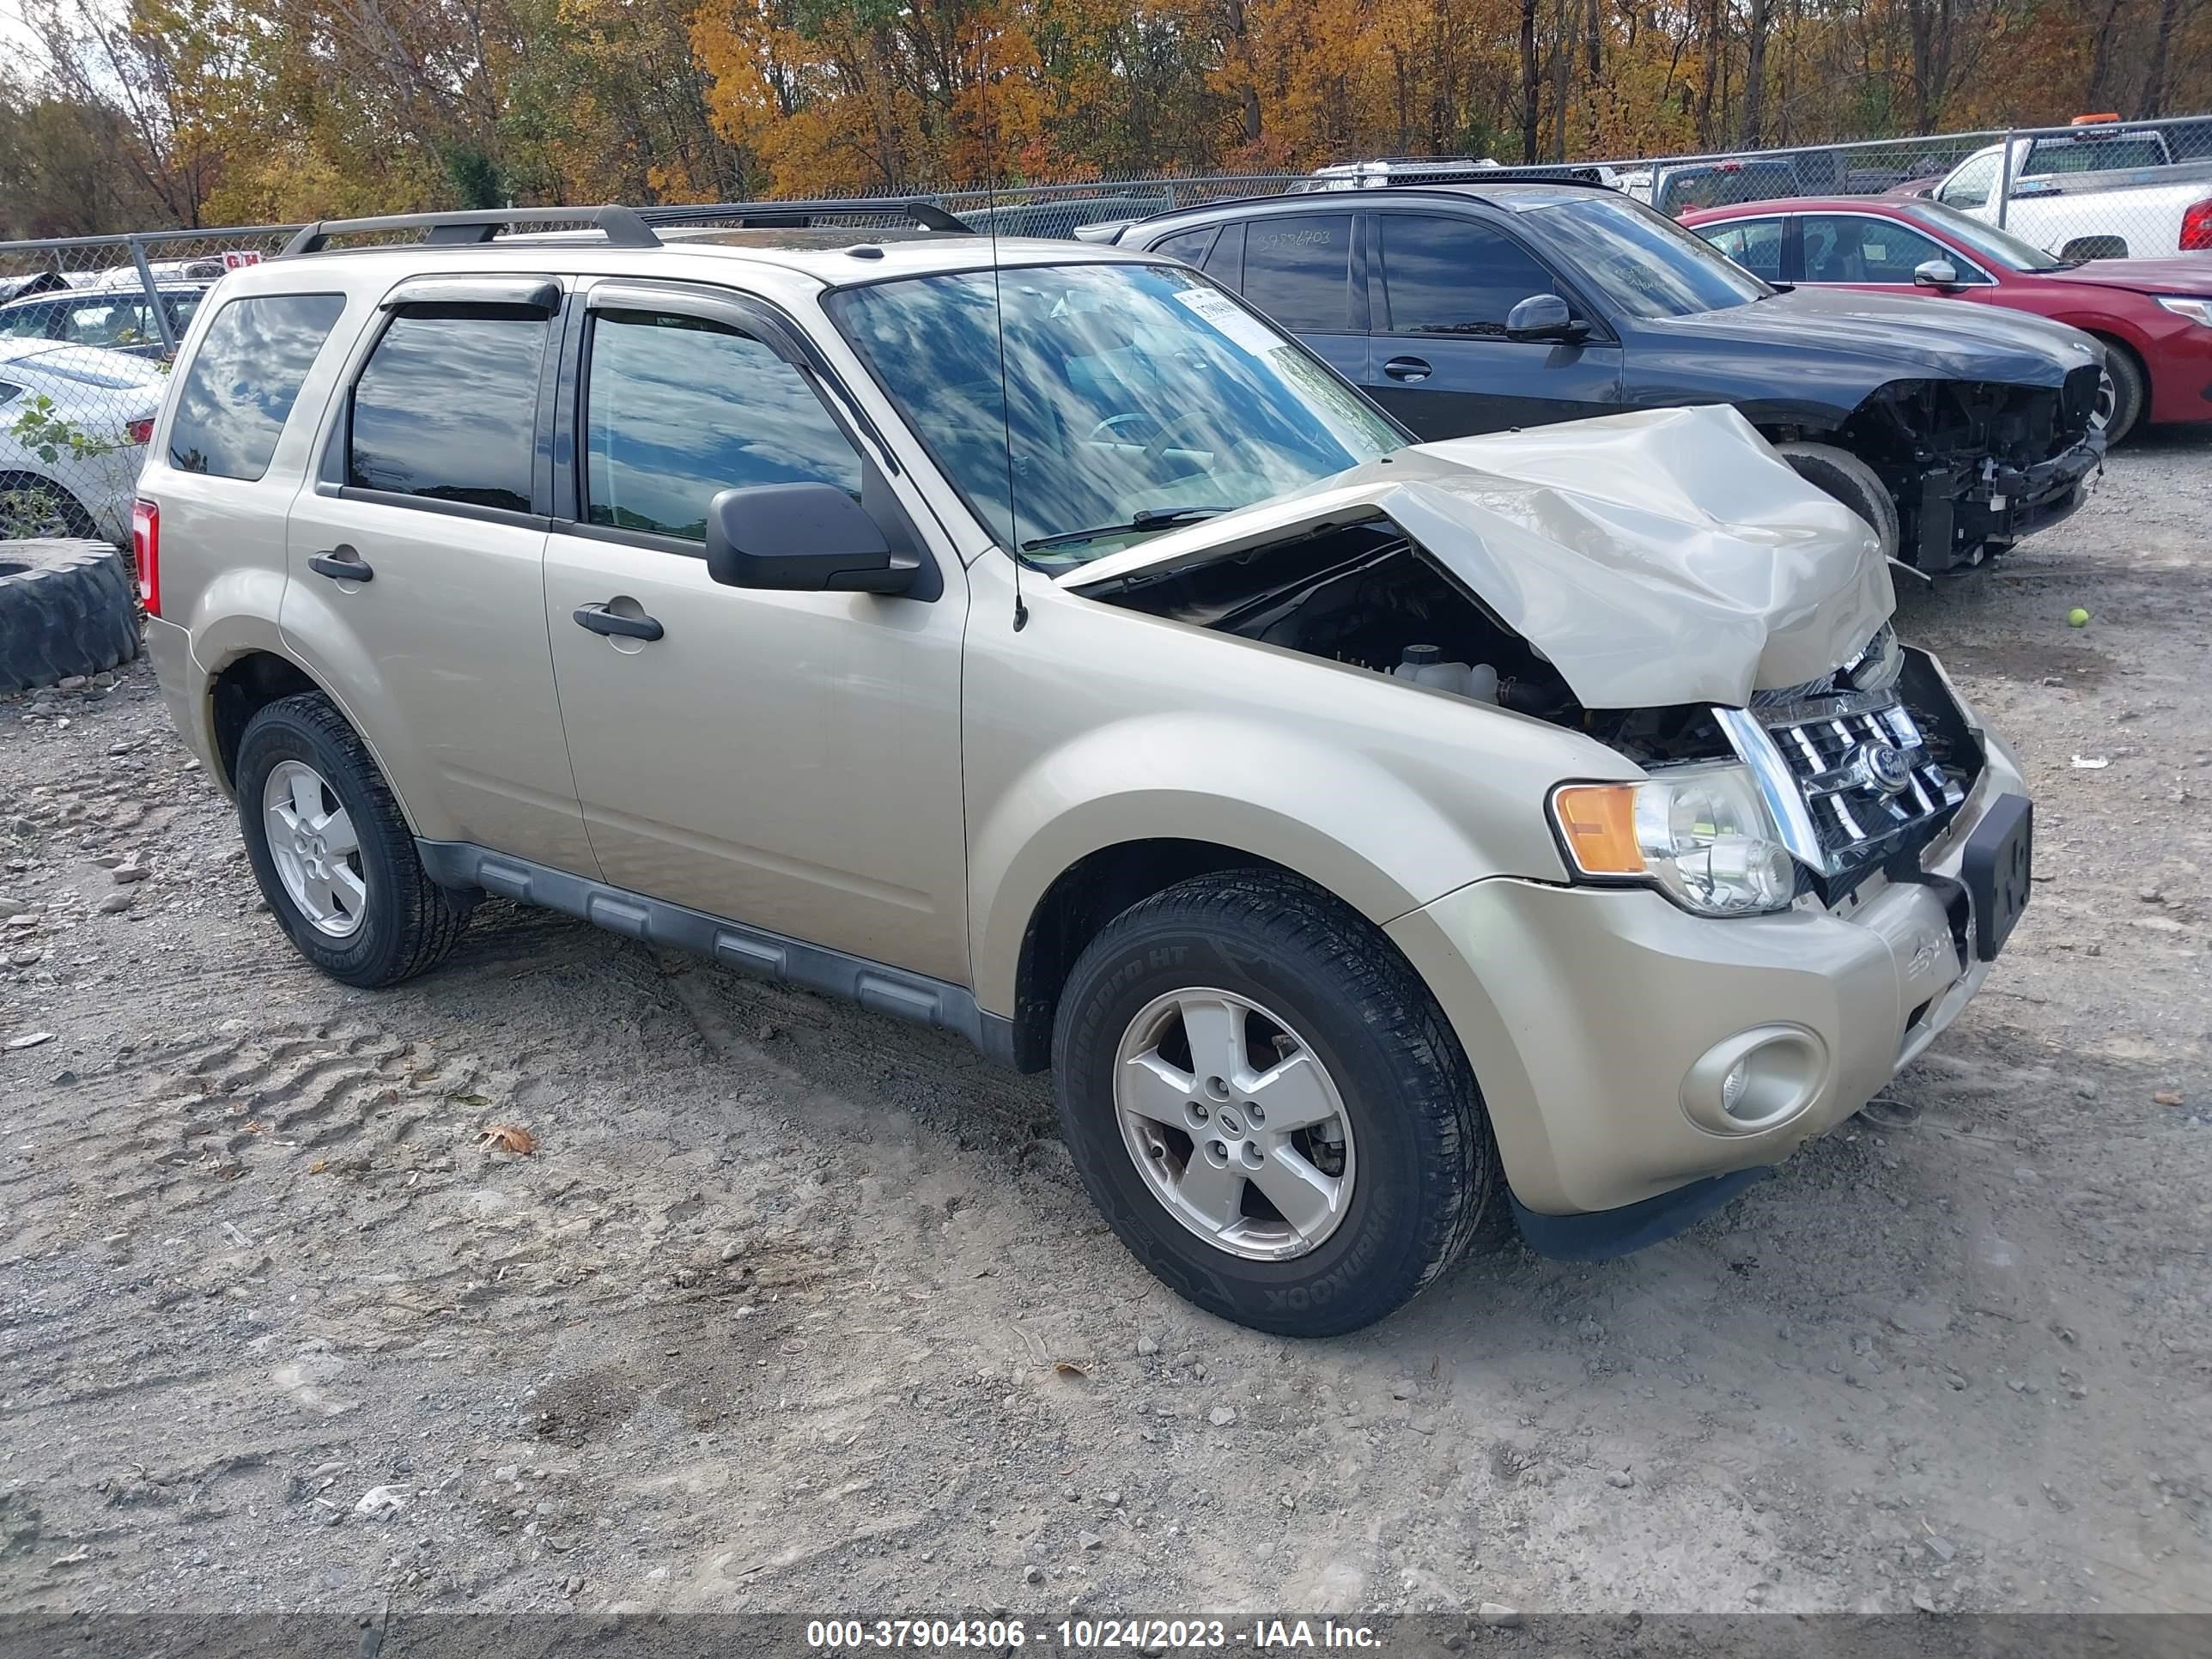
1022, 506, 1224, 552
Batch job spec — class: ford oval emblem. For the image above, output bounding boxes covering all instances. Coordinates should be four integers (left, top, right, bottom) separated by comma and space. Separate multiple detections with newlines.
1856, 741, 1914, 795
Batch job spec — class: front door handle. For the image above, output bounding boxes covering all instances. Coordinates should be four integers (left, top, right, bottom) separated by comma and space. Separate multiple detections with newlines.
573, 602, 664, 643
1382, 356, 1433, 384
308, 545, 374, 583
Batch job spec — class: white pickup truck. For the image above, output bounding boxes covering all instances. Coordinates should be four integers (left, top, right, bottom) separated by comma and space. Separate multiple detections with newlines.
1929, 125, 2212, 258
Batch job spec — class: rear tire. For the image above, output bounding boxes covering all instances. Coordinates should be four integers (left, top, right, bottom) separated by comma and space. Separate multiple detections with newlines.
2093, 340, 2147, 445
1775, 441, 1901, 562
1051, 869, 1499, 1337
235, 692, 470, 988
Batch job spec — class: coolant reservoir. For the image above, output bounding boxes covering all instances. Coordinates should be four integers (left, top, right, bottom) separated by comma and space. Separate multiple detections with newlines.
1392, 643, 1498, 703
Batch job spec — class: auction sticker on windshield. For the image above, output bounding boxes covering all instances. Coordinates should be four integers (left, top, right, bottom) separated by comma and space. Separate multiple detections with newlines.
1172, 287, 1290, 358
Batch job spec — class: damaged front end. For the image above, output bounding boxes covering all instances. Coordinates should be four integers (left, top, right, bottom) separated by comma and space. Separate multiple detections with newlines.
1842, 368, 2106, 574
1069, 404, 1993, 910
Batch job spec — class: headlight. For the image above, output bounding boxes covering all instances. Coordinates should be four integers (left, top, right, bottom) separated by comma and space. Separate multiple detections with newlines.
2156, 296, 2212, 326
1550, 764, 1800, 917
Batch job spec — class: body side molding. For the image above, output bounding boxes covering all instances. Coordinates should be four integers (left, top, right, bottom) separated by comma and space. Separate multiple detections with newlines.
416, 841, 1018, 1066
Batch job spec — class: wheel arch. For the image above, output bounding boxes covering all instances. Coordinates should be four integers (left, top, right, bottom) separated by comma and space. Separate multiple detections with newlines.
2082, 326, 2151, 398
1004, 838, 1305, 1072
210, 648, 324, 789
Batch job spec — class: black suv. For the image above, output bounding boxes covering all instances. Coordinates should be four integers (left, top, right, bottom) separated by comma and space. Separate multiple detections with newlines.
1094, 184, 2107, 574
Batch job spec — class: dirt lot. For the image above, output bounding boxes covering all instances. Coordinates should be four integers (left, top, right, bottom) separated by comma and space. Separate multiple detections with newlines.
2, 435, 2208, 1623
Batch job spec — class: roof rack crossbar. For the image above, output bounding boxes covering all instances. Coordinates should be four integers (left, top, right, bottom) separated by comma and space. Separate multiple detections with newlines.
635, 198, 975, 234
282, 205, 661, 257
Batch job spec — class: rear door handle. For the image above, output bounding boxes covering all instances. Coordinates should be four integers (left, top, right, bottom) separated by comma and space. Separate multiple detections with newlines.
308, 545, 374, 583
573, 602, 664, 642
1382, 356, 1433, 383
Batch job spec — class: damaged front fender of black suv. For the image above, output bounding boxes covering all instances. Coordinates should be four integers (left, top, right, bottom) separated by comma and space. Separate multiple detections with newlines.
1834, 368, 2106, 574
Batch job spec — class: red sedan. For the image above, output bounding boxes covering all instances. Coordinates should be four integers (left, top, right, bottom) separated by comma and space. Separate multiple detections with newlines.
1681, 195, 2212, 441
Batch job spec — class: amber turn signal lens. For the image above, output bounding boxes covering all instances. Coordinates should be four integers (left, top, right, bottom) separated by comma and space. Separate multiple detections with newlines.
1551, 783, 1643, 876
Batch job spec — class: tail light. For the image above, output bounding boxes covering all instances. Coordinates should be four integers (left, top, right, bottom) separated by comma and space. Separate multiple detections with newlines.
131, 498, 160, 617
2182, 199, 2212, 251
125, 416, 155, 447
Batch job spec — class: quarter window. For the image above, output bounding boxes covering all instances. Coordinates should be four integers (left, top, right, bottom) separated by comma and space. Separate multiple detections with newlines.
1380, 214, 1569, 334
168, 293, 346, 481
349, 309, 548, 513
1239, 215, 1354, 331
583, 309, 862, 542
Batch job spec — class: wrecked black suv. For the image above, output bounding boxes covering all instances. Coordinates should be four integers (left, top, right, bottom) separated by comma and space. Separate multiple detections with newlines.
1097, 184, 2107, 574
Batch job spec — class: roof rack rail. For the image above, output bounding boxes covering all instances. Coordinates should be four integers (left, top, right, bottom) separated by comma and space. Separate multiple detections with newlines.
635, 198, 975, 234
282, 205, 661, 257
1382, 163, 1612, 188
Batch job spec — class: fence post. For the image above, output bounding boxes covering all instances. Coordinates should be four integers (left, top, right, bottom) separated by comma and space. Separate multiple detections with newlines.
1992, 129, 2014, 228
125, 235, 178, 356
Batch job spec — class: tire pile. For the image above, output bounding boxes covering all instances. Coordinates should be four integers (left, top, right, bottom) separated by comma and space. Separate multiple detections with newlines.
0, 539, 140, 695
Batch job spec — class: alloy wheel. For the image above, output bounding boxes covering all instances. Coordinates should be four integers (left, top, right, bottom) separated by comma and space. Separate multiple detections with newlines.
1111, 987, 1357, 1261
261, 759, 368, 938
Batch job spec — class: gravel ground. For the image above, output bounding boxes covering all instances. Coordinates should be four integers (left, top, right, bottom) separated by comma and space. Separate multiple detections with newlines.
1, 435, 2208, 1622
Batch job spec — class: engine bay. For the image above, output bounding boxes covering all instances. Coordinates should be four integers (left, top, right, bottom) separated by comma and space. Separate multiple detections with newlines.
1089, 519, 1734, 766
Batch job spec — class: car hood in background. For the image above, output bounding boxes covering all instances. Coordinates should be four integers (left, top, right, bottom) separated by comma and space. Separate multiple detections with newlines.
1065, 404, 1893, 710
2032, 254, 2212, 293
1649, 286, 2100, 385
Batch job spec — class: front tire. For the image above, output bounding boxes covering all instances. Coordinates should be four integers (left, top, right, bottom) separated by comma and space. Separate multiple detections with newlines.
234, 692, 469, 988
1775, 441, 1901, 562
2093, 341, 2147, 445
1052, 870, 1498, 1336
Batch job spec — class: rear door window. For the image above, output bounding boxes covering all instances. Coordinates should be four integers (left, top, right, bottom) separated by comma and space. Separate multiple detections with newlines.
349, 309, 549, 513
1801, 215, 1967, 283
1697, 216, 1785, 282
581, 308, 861, 541
1239, 215, 1355, 331
168, 293, 346, 480
1378, 214, 1568, 335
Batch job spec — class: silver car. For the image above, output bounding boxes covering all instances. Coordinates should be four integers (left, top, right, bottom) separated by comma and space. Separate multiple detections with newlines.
134, 205, 2033, 1335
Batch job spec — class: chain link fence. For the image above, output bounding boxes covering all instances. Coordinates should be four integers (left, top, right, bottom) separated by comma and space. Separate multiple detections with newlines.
5, 113, 2210, 547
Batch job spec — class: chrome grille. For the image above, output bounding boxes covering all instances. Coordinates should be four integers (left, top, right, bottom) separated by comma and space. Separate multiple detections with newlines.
1717, 689, 1966, 878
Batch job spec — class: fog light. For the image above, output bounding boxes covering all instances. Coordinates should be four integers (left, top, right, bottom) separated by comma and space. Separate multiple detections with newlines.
1721, 1057, 1752, 1115
1682, 1025, 1829, 1136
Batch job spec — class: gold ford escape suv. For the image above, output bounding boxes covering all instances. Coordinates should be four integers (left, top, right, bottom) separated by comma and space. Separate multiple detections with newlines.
136, 204, 2034, 1336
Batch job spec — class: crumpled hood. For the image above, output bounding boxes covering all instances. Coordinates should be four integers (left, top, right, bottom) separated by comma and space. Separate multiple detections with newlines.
1064, 404, 1895, 710
1650, 286, 2101, 386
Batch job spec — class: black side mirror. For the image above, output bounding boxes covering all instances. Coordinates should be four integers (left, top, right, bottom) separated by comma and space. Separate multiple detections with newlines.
704, 482, 918, 594
1504, 293, 1589, 343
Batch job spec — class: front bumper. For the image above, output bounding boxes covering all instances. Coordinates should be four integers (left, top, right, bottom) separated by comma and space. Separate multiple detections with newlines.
1385, 725, 2028, 1218
1910, 429, 2103, 572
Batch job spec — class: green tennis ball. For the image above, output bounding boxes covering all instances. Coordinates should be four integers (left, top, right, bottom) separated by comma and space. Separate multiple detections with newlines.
2067, 607, 2091, 628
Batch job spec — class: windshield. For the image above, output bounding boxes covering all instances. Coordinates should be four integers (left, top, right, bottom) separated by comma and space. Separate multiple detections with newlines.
1530, 193, 1773, 318
1899, 202, 2069, 271
826, 261, 1402, 565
